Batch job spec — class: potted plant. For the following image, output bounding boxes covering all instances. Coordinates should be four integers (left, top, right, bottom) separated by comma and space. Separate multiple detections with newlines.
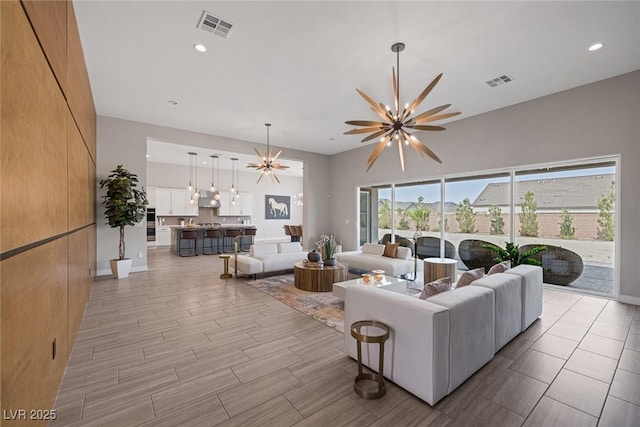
483, 241, 546, 267
99, 165, 148, 278
317, 233, 338, 266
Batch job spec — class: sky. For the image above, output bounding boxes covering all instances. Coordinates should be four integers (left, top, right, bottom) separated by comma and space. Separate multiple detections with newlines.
379, 166, 615, 204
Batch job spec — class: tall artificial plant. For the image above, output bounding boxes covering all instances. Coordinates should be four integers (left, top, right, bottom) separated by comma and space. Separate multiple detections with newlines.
99, 165, 148, 260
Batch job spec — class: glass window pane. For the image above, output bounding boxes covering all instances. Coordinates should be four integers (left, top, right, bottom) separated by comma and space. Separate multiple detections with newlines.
445, 174, 511, 270
514, 162, 615, 295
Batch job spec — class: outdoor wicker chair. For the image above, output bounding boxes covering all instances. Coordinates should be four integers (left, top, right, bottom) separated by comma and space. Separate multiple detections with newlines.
520, 244, 583, 285
415, 236, 456, 259
458, 239, 497, 273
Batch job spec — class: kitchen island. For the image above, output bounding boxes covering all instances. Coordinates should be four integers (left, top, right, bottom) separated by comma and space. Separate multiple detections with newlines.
170, 225, 257, 256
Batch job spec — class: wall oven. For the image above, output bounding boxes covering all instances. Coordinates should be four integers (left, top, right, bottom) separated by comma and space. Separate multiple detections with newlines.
146, 208, 156, 241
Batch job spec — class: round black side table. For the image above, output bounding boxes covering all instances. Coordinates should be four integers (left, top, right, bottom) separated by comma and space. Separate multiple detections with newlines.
350, 320, 390, 399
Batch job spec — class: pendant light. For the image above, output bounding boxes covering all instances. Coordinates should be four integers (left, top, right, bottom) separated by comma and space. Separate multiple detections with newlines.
247, 123, 289, 183
230, 157, 237, 202
187, 152, 196, 193
209, 155, 219, 206
234, 157, 240, 201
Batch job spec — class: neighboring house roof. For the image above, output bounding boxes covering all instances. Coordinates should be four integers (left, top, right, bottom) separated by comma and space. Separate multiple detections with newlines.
473, 174, 615, 209
379, 200, 458, 213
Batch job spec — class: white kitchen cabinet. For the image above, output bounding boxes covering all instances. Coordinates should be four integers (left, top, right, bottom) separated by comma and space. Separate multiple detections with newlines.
147, 186, 157, 208
155, 188, 193, 216
156, 226, 171, 246
218, 191, 252, 216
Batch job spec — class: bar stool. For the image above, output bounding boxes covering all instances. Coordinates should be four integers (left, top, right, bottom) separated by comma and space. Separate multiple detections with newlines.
203, 229, 223, 254
239, 228, 256, 252
223, 228, 241, 253
283, 225, 292, 241
290, 225, 302, 243
178, 230, 198, 257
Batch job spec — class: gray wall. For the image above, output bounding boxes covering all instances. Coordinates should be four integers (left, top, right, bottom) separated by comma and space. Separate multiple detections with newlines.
96, 116, 331, 275
329, 71, 640, 302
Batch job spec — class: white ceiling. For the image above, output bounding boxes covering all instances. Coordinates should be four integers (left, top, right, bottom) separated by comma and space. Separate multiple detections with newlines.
74, 1, 640, 158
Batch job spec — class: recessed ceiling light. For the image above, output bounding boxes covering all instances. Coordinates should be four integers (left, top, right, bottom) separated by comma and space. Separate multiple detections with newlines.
168, 100, 178, 105
194, 43, 207, 52
588, 42, 604, 51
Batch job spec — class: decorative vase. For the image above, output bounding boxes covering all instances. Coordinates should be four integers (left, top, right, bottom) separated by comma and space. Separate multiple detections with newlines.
324, 258, 337, 267
307, 249, 321, 263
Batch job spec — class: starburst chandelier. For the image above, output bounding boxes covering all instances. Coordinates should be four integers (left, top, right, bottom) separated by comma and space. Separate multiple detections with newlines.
247, 123, 289, 183
344, 42, 460, 172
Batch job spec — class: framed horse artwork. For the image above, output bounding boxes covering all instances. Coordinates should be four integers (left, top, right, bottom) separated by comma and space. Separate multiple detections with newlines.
265, 195, 291, 219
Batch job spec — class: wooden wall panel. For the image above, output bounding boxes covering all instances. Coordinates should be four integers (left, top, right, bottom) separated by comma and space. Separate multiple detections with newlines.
1, 238, 69, 421
20, 0, 67, 92
68, 110, 91, 230
67, 228, 89, 353
89, 154, 96, 225
1, 0, 68, 253
88, 224, 96, 280
66, 1, 96, 161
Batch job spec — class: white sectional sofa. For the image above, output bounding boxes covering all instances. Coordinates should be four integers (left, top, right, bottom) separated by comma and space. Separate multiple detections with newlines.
343, 265, 542, 405
334, 243, 419, 277
234, 242, 307, 278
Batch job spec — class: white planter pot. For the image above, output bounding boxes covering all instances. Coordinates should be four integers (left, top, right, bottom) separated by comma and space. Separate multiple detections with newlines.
110, 258, 133, 279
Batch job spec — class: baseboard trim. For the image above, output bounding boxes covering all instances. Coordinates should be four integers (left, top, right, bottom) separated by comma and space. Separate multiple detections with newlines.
618, 294, 640, 306
96, 265, 149, 277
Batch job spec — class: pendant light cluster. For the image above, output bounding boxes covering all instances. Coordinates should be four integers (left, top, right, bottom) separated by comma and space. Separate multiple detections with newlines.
209, 155, 221, 206
230, 158, 240, 205
187, 152, 200, 204
247, 123, 289, 183
344, 42, 460, 172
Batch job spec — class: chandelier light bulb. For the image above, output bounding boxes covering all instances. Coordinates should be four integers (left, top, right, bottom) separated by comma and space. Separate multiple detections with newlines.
214, 193, 220, 200
187, 183, 192, 192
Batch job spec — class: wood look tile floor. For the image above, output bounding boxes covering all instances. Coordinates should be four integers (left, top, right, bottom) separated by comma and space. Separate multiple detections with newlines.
53, 249, 640, 426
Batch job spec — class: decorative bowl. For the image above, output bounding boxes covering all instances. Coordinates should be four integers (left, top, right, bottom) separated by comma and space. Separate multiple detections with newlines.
361, 273, 372, 284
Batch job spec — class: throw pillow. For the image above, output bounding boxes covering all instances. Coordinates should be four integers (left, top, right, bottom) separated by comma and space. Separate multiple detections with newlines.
488, 260, 511, 275
456, 267, 485, 288
419, 277, 453, 299
383, 243, 399, 258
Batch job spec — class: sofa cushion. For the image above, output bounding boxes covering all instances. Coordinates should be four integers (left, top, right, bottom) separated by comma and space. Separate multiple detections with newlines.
250, 244, 278, 257
505, 264, 543, 331
335, 252, 414, 277
259, 251, 307, 272
420, 277, 452, 299
456, 267, 485, 288
278, 242, 303, 253
488, 260, 511, 275
395, 246, 412, 260
427, 286, 495, 393
383, 243, 399, 258
362, 243, 385, 256
234, 255, 263, 275
471, 273, 523, 351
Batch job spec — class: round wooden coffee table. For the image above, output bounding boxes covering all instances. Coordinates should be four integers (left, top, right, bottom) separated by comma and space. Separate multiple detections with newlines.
294, 261, 346, 292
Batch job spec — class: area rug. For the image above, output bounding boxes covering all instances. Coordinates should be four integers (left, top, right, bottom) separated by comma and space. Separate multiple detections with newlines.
244, 274, 344, 332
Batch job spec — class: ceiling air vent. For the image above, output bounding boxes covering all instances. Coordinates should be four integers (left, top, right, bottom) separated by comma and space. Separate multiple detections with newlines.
485, 74, 513, 88
197, 11, 235, 39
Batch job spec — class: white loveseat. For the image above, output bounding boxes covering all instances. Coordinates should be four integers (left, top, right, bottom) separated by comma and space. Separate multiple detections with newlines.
234, 242, 307, 278
334, 243, 419, 277
343, 265, 542, 405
